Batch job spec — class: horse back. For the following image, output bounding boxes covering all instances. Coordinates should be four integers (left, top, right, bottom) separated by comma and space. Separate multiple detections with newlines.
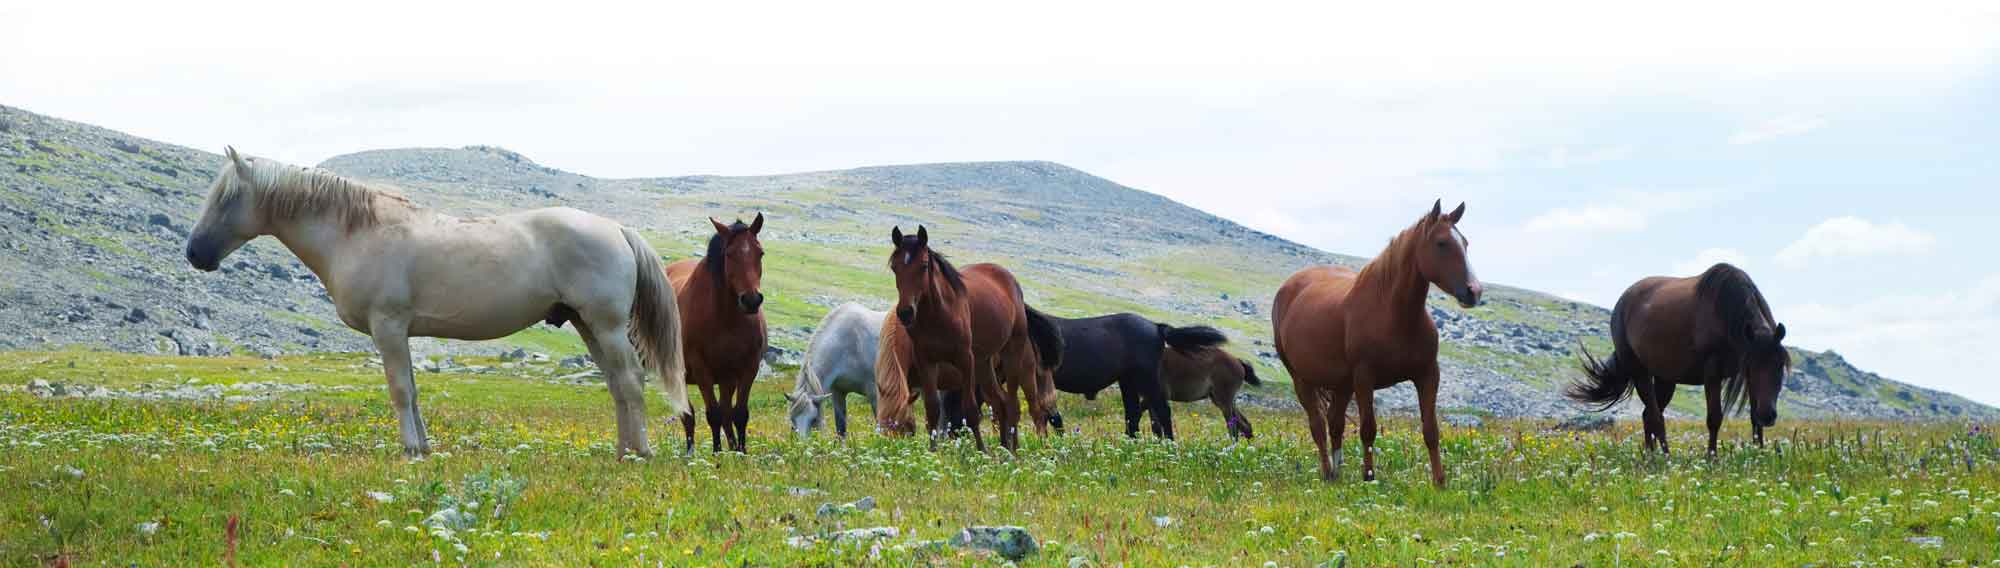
1620, 275, 1703, 379
958, 263, 1027, 355
663, 258, 699, 293
1271, 265, 1358, 384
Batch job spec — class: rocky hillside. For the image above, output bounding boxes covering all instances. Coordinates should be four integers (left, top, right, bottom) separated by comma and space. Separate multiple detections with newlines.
1, 103, 1992, 420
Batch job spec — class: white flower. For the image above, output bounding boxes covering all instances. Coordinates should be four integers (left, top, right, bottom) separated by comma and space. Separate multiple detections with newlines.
135, 521, 161, 536
1260, 526, 1274, 535
377, 520, 393, 528
1583, 532, 1601, 542
279, 489, 296, 497
367, 491, 394, 504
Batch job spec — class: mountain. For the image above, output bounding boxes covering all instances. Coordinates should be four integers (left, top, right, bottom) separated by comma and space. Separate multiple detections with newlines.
1, 103, 1992, 420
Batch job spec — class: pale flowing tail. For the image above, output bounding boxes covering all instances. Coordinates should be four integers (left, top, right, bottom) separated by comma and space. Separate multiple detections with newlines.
621, 227, 689, 416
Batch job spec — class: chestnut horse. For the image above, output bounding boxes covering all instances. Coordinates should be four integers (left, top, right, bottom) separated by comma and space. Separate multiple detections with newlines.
665, 214, 767, 453
1273, 200, 1483, 485
886, 225, 1063, 451
1566, 263, 1790, 455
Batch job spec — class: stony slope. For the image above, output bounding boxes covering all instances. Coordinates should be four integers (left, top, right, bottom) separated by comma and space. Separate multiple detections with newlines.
1, 103, 1992, 420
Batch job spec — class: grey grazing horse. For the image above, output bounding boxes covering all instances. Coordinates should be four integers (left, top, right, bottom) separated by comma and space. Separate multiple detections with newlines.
788, 303, 890, 437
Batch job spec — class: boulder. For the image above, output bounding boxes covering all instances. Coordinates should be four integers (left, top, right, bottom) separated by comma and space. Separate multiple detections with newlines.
951, 526, 1037, 561
1553, 414, 1614, 432
1442, 414, 1484, 429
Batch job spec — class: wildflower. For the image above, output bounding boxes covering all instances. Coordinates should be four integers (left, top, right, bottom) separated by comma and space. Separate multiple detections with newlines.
1583, 532, 1601, 542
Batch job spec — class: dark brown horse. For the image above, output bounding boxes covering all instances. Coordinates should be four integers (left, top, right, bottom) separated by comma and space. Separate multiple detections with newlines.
1159, 346, 1262, 439
665, 214, 767, 453
1566, 263, 1790, 455
886, 225, 1062, 451
1272, 200, 1482, 485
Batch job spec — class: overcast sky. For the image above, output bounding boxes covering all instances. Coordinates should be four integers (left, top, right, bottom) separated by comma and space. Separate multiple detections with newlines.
6, 2, 1999, 405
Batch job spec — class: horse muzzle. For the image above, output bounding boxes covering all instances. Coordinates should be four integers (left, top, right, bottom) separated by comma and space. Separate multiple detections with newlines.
185, 246, 220, 272
738, 292, 764, 314
1454, 282, 1484, 309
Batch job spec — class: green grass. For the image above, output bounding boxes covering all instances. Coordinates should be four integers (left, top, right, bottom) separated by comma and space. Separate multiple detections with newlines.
2, 351, 1996, 565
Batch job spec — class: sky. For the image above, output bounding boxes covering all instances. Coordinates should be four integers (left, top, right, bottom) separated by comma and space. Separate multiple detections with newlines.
5, 1, 1998, 405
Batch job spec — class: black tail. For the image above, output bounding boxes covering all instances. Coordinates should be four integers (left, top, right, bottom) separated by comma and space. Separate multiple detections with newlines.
1567, 343, 1636, 412
1240, 360, 1262, 386
1024, 306, 1064, 371
1159, 324, 1227, 352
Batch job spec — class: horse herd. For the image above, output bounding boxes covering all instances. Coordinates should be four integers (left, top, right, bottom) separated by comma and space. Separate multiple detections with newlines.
183, 149, 1791, 486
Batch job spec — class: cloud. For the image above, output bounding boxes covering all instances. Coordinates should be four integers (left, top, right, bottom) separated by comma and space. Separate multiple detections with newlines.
1728, 114, 1828, 145
1780, 274, 2000, 405
1672, 247, 1749, 276
1775, 217, 1936, 268
1523, 190, 1714, 235
1545, 145, 1632, 168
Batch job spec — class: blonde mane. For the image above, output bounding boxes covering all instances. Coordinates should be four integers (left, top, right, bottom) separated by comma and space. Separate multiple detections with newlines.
223, 157, 413, 232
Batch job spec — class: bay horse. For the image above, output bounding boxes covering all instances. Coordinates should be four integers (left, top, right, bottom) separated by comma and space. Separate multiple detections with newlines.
1036, 314, 1228, 439
1272, 200, 1482, 485
787, 302, 890, 438
886, 225, 1063, 451
1159, 346, 1262, 439
1566, 263, 1790, 455
665, 215, 768, 453
184, 148, 687, 458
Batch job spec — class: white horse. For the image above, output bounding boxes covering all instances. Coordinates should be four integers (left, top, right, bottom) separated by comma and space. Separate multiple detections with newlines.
184, 147, 688, 458
786, 303, 889, 438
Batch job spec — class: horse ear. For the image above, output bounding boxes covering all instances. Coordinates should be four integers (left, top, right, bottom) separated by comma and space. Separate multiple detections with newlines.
891, 226, 904, 246
813, 392, 833, 402
783, 392, 795, 403
916, 225, 928, 248
1447, 202, 1466, 223
1773, 323, 1787, 343
1427, 199, 1443, 221
750, 212, 764, 235
225, 146, 249, 173
709, 217, 731, 235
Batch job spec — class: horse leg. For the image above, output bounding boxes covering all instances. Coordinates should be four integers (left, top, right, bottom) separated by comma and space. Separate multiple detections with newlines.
1416, 366, 1445, 487
1118, 381, 1145, 438
367, 318, 429, 458
966, 352, 998, 452
921, 367, 944, 450
575, 319, 653, 458
1652, 380, 1677, 456
1354, 371, 1379, 482
1704, 381, 1724, 458
1297, 382, 1334, 481
694, 366, 724, 454
1633, 377, 1661, 453
1753, 423, 1765, 448
716, 382, 740, 453
833, 395, 849, 439
1327, 385, 1352, 478
731, 374, 753, 453
1140, 361, 1175, 440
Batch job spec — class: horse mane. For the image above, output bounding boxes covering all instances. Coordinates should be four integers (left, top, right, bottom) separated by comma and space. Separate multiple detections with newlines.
1352, 212, 1436, 294
704, 220, 753, 289
931, 250, 966, 293
230, 158, 409, 233
1694, 262, 1790, 414
873, 311, 916, 433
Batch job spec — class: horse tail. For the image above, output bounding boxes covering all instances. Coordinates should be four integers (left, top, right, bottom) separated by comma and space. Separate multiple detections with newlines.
873, 313, 915, 434
1024, 306, 1064, 371
1240, 359, 1263, 386
1160, 324, 1228, 352
1567, 343, 1636, 412
620, 227, 689, 417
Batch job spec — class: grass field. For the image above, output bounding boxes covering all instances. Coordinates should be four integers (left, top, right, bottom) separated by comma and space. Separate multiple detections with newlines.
2, 351, 1996, 566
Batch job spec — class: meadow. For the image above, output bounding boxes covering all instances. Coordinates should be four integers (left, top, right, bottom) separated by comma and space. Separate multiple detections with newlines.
2, 351, 1996, 566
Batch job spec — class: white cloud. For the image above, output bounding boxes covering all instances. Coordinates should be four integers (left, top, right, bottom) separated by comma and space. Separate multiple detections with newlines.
1672, 247, 1749, 276
1728, 114, 1828, 145
1780, 275, 2000, 406
1523, 190, 1715, 235
1775, 217, 1936, 268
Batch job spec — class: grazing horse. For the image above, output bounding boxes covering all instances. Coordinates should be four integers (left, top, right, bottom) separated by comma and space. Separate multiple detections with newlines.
1566, 263, 1791, 455
184, 148, 687, 458
886, 225, 1063, 451
1159, 346, 1262, 439
1036, 314, 1228, 439
787, 302, 890, 438
665, 215, 768, 453
1273, 200, 1483, 485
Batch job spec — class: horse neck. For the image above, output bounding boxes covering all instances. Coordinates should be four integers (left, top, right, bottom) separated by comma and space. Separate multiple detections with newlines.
1353, 228, 1431, 319
263, 194, 421, 292
684, 261, 739, 316
916, 268, 965, 331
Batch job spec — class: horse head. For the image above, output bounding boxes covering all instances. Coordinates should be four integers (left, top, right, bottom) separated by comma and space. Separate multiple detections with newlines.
888, 225, 942, 326
1743, 323, 1789, 427
784, 388, 832, 437
186, 147, 265, 271
1413, 200, 1484, 308
708, 213, 765, 314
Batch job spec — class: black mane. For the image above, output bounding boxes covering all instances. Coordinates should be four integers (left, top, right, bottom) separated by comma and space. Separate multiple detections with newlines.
899, 236, 965, 293
1694, 262, 1790, 414
705, 220, 752, 288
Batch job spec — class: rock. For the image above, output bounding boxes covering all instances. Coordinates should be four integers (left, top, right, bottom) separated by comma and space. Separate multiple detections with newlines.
112, 139, 143, 154
119, 307, 148, 324
951, 526, 1038, 561
1235, 300, 1257, 316
1442, 414, 1483, 429
528, 352, 550, 362
298, 327, 321, 338
501, 348, 528, 362
785, 487, 827, 497
816, 496, 876, 517
787, 526, 899, 548
1906, 536, 1942, 548
1554, 414, 1614, 432
1069, 556, 1096, 568
419, 359, 441, 373
763, 346, 802, 367
264, 263, 292, 280
559, 355, 593, 369
147, 212, 173, 228
1318, 551, 1350, 568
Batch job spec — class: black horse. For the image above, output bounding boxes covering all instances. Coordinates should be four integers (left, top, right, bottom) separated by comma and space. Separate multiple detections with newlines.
1039, 313, 1227, 439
